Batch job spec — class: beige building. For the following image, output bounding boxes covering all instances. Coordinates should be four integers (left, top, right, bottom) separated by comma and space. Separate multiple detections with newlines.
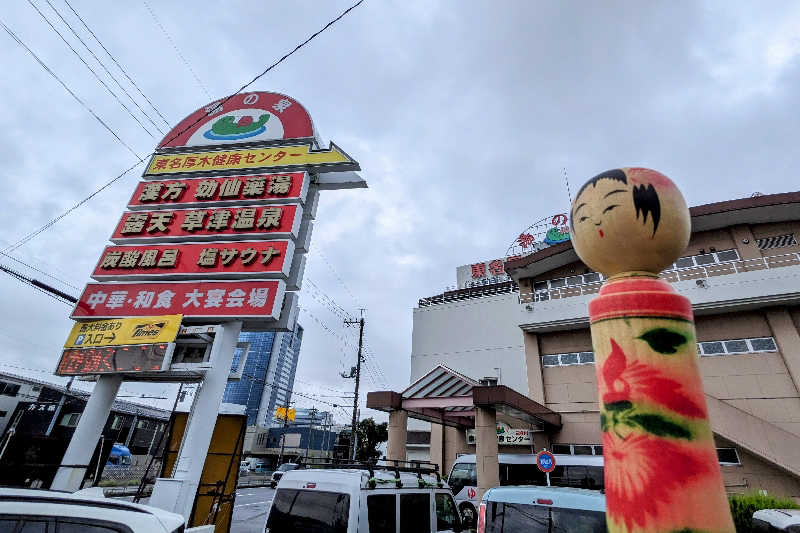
384, 191, 800, 500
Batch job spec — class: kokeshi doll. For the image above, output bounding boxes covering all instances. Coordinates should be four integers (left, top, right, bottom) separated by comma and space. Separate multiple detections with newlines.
570, 168, 735, 533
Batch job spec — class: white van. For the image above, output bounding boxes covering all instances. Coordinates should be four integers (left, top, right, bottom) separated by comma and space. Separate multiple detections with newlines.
448, 453, 604, 528
264, 462, 463, 533
478, 485, 606, 533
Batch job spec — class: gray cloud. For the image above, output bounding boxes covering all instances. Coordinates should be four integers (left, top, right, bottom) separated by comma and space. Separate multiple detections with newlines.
1, 0, 799, 419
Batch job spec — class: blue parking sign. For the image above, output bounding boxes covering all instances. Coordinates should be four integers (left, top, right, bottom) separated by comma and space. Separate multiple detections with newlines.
537, 450, 556, 473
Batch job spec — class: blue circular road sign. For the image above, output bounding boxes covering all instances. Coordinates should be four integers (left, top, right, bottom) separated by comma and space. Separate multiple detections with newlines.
537, 450, 556, 473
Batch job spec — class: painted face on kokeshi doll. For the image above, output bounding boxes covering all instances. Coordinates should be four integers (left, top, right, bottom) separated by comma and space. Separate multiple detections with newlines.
570, 168, 691, 277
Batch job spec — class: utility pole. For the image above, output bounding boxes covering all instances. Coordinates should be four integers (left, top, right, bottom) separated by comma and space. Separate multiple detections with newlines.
342, 309, 365, 461
304, 408, 317, 459
277, 403, 292, 465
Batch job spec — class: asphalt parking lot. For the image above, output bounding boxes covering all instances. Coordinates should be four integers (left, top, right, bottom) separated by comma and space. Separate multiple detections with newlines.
231, 485, 274, 533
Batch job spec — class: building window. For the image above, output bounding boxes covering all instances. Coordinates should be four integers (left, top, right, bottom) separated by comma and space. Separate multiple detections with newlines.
110, 415, 124, 430
698, 337, 777, 356
756, 234, 797, 250
717, 448, 741, 465
542, 351, 595, 367
60, 413, 81, 427
552, 443, 603, 455
666, 249, 741, 271
137, 419, 156, 430
0, 382, 21, 397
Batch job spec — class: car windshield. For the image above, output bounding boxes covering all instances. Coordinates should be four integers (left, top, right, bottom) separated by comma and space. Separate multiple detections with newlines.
266, 488, 350, 533
278, 463, 297, 472
449, 463, 476, 496
485, 502, 606, 533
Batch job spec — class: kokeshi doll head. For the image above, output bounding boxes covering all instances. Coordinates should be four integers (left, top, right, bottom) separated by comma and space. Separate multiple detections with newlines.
570, 168, 691, 277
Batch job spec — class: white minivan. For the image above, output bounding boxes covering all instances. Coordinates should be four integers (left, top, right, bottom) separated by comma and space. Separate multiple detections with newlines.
478, 485, 606, 533
265, 462, 463, 533
448, 453, 604, 528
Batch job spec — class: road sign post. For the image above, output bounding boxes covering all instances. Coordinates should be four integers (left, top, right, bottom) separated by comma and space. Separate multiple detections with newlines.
536, 449, 556, 487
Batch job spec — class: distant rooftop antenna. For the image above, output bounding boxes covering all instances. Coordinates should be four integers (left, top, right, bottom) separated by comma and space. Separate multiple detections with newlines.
563, 167, 572, 206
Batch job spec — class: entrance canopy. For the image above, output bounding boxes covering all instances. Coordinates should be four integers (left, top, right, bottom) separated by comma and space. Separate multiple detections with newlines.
367, 365, 561, 430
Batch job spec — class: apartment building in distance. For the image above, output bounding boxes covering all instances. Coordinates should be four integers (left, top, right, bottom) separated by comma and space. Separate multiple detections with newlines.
408, 190, 800, 498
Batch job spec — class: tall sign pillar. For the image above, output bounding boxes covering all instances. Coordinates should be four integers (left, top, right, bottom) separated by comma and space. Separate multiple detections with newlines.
149, 320, 241, 517
51, 374, 122, 491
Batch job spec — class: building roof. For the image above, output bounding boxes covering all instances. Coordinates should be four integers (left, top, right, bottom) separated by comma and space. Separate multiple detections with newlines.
505, 190, 800, 281
367, 364, 561, 429
0, 370, 170, 420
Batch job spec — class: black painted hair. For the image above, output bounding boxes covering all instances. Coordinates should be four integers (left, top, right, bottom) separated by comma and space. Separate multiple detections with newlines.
632, 183, 660, 235
572, 168, 661, 235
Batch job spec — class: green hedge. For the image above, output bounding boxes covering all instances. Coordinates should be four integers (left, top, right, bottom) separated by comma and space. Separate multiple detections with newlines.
729, 492, 800, 533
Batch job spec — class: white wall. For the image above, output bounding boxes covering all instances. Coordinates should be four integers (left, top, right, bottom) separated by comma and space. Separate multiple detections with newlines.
0, 379, 40, 436
410, 292, 528, 395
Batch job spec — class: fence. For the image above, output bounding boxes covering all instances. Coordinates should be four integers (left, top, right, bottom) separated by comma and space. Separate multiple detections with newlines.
519, 252, 800, 304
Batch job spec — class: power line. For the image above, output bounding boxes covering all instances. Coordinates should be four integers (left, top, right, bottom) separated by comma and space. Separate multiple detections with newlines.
142, 0, 210, 100
0, 17, 144, 161
62, 0, 171, 128
293, 377, 353, 396
3, 160, 144, 253
1, 0, 365, 259
315, 248, 362, 309
26, 0, 157, 138
158, 0, 366, 148
44, 0, 165, 134
306, 277, 353, 320
0, 263, 77, 306
240, 371, 346, 409
304, 276, 389, 388
0, 248, 80, 290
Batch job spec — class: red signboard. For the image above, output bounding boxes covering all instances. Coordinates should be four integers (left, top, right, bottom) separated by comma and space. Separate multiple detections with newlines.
127, 173, 309, 210
72, 280, 285, 321
56, 344, 170, 376
110, 204, 302, 244
91, 241, 294, 281
158, 92, 315, 149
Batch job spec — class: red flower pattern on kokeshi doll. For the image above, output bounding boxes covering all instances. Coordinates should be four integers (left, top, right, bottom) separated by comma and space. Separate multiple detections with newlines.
571, 169, 735, 533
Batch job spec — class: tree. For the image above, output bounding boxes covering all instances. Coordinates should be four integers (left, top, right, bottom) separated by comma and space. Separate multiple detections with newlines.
355, 418, 388, 462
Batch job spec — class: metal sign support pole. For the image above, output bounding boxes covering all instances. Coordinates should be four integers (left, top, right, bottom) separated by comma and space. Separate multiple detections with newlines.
51, 374, 123, 491
150, 320, 242, 521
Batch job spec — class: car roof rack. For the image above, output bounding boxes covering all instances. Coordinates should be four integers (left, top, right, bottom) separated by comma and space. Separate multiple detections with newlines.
294, 457, 443, 489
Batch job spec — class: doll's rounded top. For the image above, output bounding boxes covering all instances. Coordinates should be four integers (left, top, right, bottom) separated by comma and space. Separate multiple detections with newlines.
569, 168, 690, 277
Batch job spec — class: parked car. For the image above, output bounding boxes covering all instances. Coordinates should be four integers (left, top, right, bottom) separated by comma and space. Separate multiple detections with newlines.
240, 460, 250, 474
478, 485, 606, 533
106, 443, 133, 468
449, 453, 604, 528
270, 462, 299, 488
753, 509, 800, 533
0, 487, 186, 533
264, 461, 462, 532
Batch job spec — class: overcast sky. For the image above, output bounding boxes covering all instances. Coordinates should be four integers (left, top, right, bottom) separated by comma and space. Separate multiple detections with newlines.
1, 1, 799, 423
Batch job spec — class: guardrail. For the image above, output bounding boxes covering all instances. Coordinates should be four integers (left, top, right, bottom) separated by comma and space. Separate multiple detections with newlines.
519, 252, 800, 304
